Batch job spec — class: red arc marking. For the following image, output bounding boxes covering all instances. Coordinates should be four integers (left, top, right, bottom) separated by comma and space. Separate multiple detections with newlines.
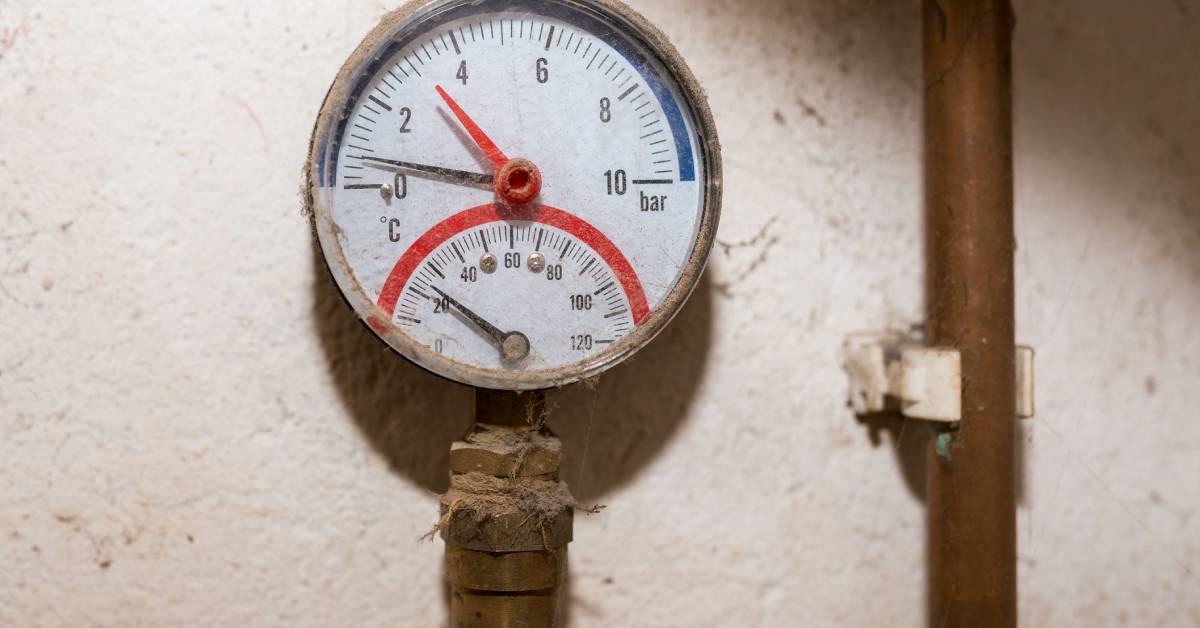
377, 204, 650, 325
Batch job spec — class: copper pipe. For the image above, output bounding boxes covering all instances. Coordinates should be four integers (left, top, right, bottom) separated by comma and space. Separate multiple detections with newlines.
923, 0, 1017, 626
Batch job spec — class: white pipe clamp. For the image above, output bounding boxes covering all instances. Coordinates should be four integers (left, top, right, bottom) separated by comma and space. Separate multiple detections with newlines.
844, 334, 1035, 424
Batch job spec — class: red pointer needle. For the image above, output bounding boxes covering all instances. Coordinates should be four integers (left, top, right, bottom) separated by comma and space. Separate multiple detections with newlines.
436, 85, 542, 206
436, 85, 509, 170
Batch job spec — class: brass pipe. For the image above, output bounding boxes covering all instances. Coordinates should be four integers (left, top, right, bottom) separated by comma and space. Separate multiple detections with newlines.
445, 389, 569, 628
474, 389, 546, 429
923, 1, 1017, 626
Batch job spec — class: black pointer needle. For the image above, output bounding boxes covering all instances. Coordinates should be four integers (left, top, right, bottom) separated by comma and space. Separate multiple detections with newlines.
359, 156, 493, 188
430, 286, 530, 361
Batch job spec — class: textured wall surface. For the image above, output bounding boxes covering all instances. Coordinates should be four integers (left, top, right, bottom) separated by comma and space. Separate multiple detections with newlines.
1, 1, 1198, 626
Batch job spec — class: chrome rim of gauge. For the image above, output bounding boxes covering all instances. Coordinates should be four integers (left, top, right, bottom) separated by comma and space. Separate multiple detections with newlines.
305, 0, 722, 390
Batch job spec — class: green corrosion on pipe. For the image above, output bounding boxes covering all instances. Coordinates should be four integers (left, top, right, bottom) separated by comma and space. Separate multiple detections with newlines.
935, 431, 955, 462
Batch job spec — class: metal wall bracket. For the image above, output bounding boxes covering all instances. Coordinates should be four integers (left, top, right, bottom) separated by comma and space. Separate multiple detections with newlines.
844, 334, 1035, 423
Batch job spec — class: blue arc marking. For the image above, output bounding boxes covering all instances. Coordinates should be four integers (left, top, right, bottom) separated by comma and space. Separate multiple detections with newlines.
320, 0, 697, 188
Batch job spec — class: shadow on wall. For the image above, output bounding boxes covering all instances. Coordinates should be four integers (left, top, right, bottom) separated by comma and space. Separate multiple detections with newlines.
312, 247, 471, 493
548, 275, 714, 505
1013, 0, 1200, 214
311, 247, 714, 501
856, 411, 1031, 505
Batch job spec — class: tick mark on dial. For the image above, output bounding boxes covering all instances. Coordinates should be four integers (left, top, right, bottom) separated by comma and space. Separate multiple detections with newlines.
632, 179, 674, 185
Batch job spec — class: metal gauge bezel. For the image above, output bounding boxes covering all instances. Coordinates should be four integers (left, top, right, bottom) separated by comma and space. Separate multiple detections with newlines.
304, 0, 722, 391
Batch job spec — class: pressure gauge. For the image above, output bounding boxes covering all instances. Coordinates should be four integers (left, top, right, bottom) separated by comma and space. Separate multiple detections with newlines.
305, 0, 721, 390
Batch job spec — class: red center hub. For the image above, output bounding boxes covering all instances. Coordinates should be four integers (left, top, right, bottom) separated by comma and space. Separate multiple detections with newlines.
495, 158, 542, 206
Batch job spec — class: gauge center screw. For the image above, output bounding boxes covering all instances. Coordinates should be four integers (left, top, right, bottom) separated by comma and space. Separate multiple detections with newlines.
501, 332, 531, 362
495, 158, 542, 206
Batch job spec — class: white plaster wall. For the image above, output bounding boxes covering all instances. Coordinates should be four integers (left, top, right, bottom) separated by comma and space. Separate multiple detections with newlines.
1, 0, 1197, 626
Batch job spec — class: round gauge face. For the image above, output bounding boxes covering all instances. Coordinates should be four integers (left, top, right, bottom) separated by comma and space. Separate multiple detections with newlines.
306, 0, 721, 390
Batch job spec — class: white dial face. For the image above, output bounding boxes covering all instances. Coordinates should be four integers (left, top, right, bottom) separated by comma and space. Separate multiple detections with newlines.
308, 0, 719, 389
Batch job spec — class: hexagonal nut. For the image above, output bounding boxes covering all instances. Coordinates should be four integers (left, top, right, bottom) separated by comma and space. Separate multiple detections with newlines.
449, 440, 561, 479
439, 500, 574, 552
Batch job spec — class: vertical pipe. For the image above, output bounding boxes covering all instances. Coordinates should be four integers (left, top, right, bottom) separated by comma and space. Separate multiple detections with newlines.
923, 1, 1017, 626
446, 389, 569, 628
